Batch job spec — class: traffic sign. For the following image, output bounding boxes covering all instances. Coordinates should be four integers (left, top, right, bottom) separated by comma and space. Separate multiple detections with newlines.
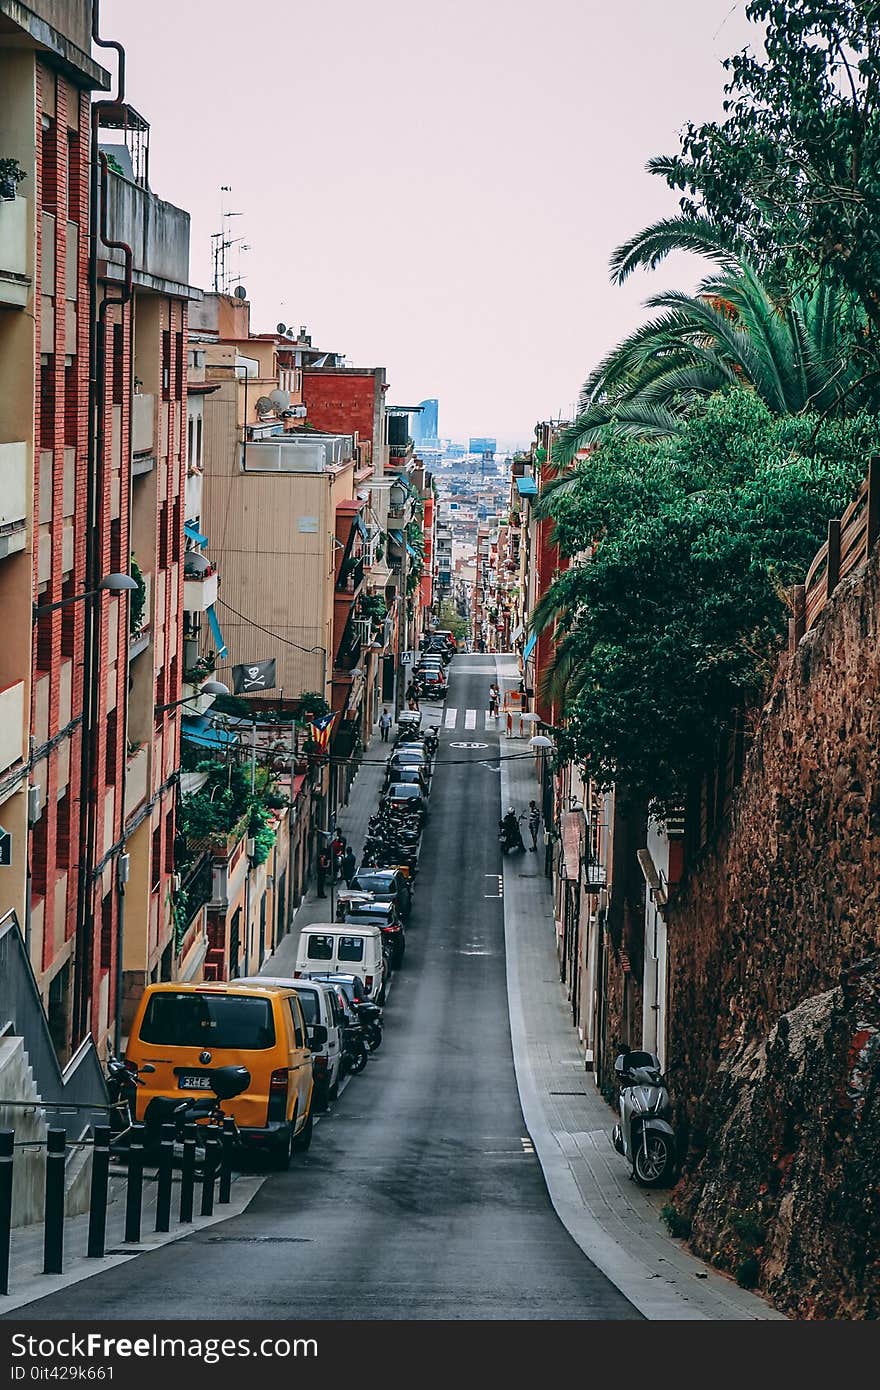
401, 651, 415, 665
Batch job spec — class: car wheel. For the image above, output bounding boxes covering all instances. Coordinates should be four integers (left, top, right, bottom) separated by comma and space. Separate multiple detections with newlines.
292, 1106, 313, 1153
313, 1083, 330, 1113
268, 1123, 293, 1171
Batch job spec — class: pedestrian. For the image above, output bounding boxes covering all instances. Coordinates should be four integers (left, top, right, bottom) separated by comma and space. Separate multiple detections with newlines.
342, 845, 357, 886
379, 708, 392, 743
331, 830, 345, 879
406, 680, 420, 710
527, 800, 541, 851
316, 845, 330, 898
488, 683, 499, 717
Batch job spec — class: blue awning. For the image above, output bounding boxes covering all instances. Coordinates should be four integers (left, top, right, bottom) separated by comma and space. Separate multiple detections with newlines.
405, 541, 418, 559
206, 604, 227, 658
181, 714, 239, 750
388, 529, 404, 545
516, 476, 538, 497
184, 522, 208, 545
523, 630, 537, 660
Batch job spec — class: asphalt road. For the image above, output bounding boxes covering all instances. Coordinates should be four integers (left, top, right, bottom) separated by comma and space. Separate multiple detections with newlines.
19, 656, 637, 1320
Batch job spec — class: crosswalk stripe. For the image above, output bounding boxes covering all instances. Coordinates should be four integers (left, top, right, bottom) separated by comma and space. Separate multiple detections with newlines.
465, 709, 477, 729
484, 712, 497, 730
444, 707, 457, 729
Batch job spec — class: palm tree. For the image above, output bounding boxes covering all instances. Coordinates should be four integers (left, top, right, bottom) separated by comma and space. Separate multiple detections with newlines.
549, 217, 870, 472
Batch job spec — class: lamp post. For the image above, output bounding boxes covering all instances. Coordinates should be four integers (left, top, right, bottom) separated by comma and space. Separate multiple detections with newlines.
32, 570, 138, 619
153, 680, 230, 715
530, 734, 554, 878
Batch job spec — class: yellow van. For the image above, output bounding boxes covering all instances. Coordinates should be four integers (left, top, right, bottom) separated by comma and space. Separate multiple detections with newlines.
125, 982, 318, 1168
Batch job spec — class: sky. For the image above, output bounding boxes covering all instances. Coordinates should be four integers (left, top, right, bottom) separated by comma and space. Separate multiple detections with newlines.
102, 0, 756, 449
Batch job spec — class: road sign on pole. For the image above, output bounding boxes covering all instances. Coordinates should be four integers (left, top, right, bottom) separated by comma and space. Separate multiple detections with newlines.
401, 651, 415, 665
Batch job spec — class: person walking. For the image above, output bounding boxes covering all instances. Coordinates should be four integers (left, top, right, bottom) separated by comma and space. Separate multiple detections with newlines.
379, 708, 392, 743
488, 683, 499, 717
406, 680, 420, 710
331, 831, 345, 880
527, 800, 541, 852
316, 845, 331, 898
341, 845, 357, 886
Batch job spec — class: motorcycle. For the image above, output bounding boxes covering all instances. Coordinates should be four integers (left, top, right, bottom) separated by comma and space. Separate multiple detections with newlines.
355, 1000, 383, 1051
498, 814, 526, 854
611, 1050, 677, 1187
106, 1051, 155, 1144
340, 1019, 369, 1074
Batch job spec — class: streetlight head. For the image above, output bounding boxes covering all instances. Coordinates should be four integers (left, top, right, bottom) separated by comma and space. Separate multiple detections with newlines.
100, 572, 138, 592
201, 680, 230, 696
529, 735, 553, 750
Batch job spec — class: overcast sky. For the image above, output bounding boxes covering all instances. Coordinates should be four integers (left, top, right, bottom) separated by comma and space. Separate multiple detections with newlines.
102, 0, 756, 448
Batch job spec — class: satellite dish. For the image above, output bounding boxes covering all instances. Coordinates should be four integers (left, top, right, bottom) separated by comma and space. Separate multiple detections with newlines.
269, 388, 290, 411
276, 323, 287, 335
286, 328, 296, 338
233, 285, 248, 300
255, 395, 274, 415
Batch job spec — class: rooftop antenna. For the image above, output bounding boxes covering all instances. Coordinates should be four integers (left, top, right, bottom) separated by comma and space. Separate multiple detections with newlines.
211, 185, 245, 293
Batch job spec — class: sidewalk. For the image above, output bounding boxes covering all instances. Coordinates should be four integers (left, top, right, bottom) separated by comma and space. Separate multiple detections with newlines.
497, 711, 783, 1320
2, 1163, 263, 1314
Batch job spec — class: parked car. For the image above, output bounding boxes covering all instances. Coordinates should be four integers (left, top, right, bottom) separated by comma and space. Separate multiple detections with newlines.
343, 898, 406, 970
386, 742, 430, 770
293, 923, 386, 1002
239, 975, 343, 1111
125, 982, 318, 1169
384, 782, 428, 826
417, 668, 448, 699
350, 867, 413, 920
387, 763, 429, 793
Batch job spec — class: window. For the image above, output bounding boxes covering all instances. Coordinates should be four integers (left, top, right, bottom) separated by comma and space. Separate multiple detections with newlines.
100, 893, 113, 971
112, 322, 125, 405
292, 990, 318, 1026
306, 935, 334, 961
40, 358, 56, 449
337, 936, 365, 963
174, 331, 184, 400
105, 708, 118, 786
151, 825, 161, 892
196, 415, 203, 467
161, 329, 171, 400
139, 993, 275, 1049
66, 129, 81, 220
187, 416, 193, 467
288, 999, 303, 1049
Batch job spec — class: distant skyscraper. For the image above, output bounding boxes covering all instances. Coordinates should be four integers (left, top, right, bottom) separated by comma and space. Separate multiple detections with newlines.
413, 398, 439, 444
468, 437, 496, 456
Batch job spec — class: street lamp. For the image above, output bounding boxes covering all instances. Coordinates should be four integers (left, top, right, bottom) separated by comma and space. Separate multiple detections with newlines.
33, 571, 138, 619
154, 680, 230, 714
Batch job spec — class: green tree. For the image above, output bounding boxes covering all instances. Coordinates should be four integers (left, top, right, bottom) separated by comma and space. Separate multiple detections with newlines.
533, 391, 877, 807
648, 0, 880, 330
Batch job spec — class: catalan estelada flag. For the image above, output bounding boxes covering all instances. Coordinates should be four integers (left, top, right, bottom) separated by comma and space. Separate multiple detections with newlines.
308, 711, 336, 751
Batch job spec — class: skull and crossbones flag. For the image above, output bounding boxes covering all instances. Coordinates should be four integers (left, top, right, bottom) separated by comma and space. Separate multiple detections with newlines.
232, 658, 277, 694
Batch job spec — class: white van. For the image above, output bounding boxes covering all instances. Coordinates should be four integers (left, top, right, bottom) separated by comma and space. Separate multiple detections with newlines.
293, 924, 386, 1002
240, 975, 344, 1111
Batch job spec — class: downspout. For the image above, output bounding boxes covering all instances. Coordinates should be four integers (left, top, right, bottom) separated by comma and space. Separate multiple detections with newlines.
75, 0, 131, 1045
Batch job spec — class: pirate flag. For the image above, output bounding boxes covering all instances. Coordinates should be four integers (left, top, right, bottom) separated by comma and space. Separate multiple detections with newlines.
232, 658, 277, 694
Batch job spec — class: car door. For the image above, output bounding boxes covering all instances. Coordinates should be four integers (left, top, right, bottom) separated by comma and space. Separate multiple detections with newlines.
322, 986, 342, 1086
285, 993, 313, 1128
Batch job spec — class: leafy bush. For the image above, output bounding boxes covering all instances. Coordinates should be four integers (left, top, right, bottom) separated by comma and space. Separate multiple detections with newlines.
736, 1255, 760, 1289
661, 1203, 692, 1240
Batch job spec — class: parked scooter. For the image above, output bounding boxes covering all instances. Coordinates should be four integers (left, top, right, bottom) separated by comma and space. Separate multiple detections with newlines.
498, 810, 526, 854
106, 1051, 155, 1143
611, 1050, 677, 1187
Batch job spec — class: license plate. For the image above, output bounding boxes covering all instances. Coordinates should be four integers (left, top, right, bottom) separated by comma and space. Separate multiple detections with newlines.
178, 1074, 212, 1089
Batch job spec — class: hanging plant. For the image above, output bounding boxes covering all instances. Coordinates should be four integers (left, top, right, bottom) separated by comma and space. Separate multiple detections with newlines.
0, 158, 26, 200
129, 555, 146, 636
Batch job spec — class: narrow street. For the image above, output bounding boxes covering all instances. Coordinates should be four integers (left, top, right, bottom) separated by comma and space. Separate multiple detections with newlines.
18, 658, 637, 1321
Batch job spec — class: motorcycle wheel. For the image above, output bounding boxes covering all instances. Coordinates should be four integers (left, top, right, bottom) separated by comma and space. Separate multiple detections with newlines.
367, 1026, 383, 1052
633, 1133, 675, 1187
348, 1043, 368, 1074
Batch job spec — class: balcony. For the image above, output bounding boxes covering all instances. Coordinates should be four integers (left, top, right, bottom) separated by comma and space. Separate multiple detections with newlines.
336, 554, 365, 597
183, 567, 219, 612
131, 392, 155, 458
124, 744, 149, 820
0, 681, 25, 774
0, 197, 30, 309
0, 442, 27, 558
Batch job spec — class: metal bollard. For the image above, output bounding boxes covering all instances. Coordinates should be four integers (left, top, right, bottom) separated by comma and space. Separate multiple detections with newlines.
43, 1127, 66, 1275
87, 1125, 111, 1259
155, 1123, 174, 1233
0, 1130, 14, 1295
218, 1118, 235, 1205
124, 1124, 145, 1244
200, 1135, 219, 1217
179, 1123, 196, 1224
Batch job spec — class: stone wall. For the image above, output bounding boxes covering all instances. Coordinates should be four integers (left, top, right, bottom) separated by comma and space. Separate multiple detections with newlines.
664, 543, 880, 1312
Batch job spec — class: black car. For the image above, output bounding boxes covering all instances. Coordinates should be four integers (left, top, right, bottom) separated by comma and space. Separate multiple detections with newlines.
417, 669, 448, 699
384, 782, 427, 826
350, 868, 412, 920
344, 901, 406, 969
384, 752, 430, 793
390, 764, 429, 793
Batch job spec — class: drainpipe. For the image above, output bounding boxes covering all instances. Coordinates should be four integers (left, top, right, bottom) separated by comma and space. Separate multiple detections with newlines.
74, 2, 132, 1045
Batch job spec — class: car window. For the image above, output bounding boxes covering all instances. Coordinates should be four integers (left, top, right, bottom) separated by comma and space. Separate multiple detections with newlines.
389, 784, 419, 797
337, 935, 365, 962
140, 993, 275, 1050
306, 935, 334, 960
292, 988, 318, 1025
287, 998, 304, 1048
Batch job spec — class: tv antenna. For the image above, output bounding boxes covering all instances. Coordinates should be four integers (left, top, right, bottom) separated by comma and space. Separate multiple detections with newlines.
211, 186, 250, 293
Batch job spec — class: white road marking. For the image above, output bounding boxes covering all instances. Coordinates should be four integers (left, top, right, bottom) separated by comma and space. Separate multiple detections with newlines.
444, 707, 457, 729
484, 712, 497, 730
465, 709, 477, 729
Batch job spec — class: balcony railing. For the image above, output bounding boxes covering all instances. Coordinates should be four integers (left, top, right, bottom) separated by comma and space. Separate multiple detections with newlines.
0, 442, 28, 547
183, 568, 219, 612
131, 392, 155, 457
337, 554, 365, 595
0, 196, 30, 309
0, 681, 25, 774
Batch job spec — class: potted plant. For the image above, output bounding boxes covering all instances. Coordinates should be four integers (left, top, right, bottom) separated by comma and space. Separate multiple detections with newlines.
0, 158, 26, 201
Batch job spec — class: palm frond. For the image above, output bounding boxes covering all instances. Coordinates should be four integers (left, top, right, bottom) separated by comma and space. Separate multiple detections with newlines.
609, 215, 739, 286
